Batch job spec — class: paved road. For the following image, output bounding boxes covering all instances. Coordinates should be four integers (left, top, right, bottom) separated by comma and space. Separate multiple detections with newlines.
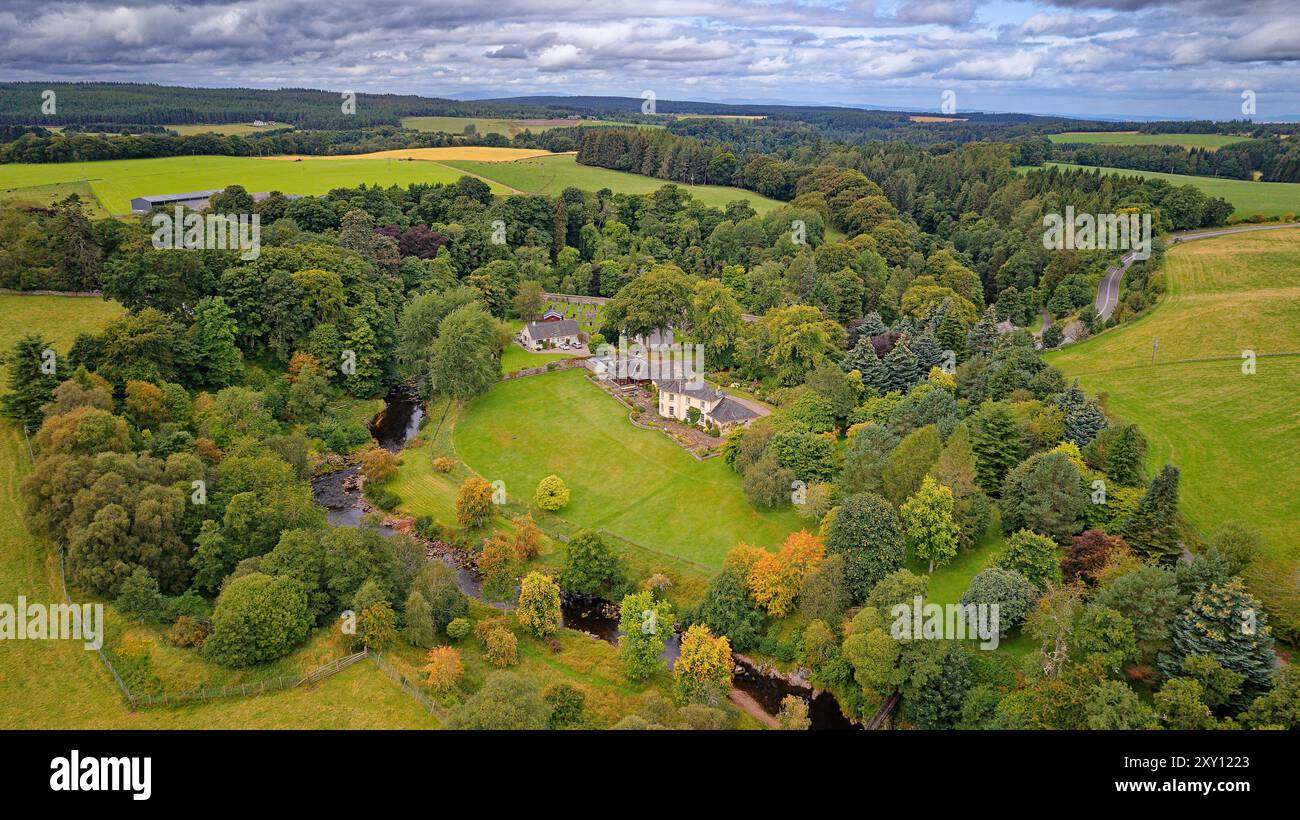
1094, 251, 1138, 321
1167, 222, 1300, 245
1093, 223, 1300, 322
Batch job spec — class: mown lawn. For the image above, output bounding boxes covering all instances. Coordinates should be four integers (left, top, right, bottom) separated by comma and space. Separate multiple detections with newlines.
1046, 229, 1300, 561
501, 344, 575, 376
442, 369, 806, 568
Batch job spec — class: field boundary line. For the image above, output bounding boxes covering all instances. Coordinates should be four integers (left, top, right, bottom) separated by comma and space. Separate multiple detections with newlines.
1058, 350, 1300, 377
366, 648, 446, 722
55, 540, 373, 712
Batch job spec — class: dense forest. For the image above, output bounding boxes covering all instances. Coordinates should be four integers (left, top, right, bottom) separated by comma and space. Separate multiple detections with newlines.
1047, 136, 1300, 183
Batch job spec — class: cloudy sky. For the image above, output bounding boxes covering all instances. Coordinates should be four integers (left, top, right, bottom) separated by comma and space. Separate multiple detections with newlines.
1, 0, 1297, 119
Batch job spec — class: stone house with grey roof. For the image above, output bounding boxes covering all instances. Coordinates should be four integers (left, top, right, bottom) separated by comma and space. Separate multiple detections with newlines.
521, 318, 580, 350
655, 378, 760, 431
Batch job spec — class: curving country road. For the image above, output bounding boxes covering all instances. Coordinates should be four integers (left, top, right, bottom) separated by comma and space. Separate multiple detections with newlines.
1094, 222, 1300, 322
1094, 251, 1138, 322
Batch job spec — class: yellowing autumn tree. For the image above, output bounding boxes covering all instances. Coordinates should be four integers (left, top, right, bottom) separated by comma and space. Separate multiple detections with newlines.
455, 476, 496, 528
722, 543, 769, 583
512, 514, 543, 560
423, 646, 463, 693
516, 572, 561, 637
675, 624, 733, 705
747, 531, 825, 617
359, 446, 398, 483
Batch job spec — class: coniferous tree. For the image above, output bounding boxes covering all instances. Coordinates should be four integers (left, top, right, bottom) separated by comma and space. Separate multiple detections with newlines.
967, 305, 1001, 358
1054, 381, 1107, 446
910, 330, 943, 373
1, 334, 59, 428
936, 308, 968, 360
971, 403, 1026, 495
841, 336, 887, 392
1123, 464, 1183, 563
1161, 579, 1277, 703
1106, 424, 1146, 486
883, 334, 922, 393
857, 311, 888, 338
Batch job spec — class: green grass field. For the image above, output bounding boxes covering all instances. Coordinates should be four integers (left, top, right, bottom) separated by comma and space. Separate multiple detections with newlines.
0, 295, 125, 383
1049, 132, 1249, 149
401, 116, 637, 136
444, 153, 786, 213
447, 369, 804, 567
1045, 228, 1300, 561
0, 154, 514, 216
167, 123, 290, 136
501, 345, 575, 376
0, 180, 109, 218
1037, 162, 1300, 219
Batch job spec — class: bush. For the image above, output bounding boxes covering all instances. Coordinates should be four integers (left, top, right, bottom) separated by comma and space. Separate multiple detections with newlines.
960, 568, 1038, 633
432, 456, 453, 473
544, 683, 587, 729
423, 646, 464, 694
533, 474, 570, 511
446, 671, 548, 730
165, 615, 211, 648
116, 567, 165, 623
359, 446, 398, 483
446, 617, 473, 642
308, 418, 372, 454
202, 573, 312, 666
363, 484, 401, 511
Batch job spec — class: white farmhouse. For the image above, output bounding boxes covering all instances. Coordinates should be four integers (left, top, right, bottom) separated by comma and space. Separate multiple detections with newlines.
654, 378, 760, 431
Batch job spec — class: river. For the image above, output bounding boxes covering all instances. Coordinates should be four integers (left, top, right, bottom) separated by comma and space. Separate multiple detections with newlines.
310, 383, 858, 730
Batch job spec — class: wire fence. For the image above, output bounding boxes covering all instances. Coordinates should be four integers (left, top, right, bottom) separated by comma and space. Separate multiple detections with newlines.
55, 547, 377, 710
130, 651, 369, 708
367, 649, 446, 721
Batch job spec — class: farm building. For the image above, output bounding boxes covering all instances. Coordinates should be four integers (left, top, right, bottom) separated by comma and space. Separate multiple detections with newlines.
655, 378, 760, 431
521, 318, 580, 350
585, 352, 651, 384
130, 190, 300, 215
